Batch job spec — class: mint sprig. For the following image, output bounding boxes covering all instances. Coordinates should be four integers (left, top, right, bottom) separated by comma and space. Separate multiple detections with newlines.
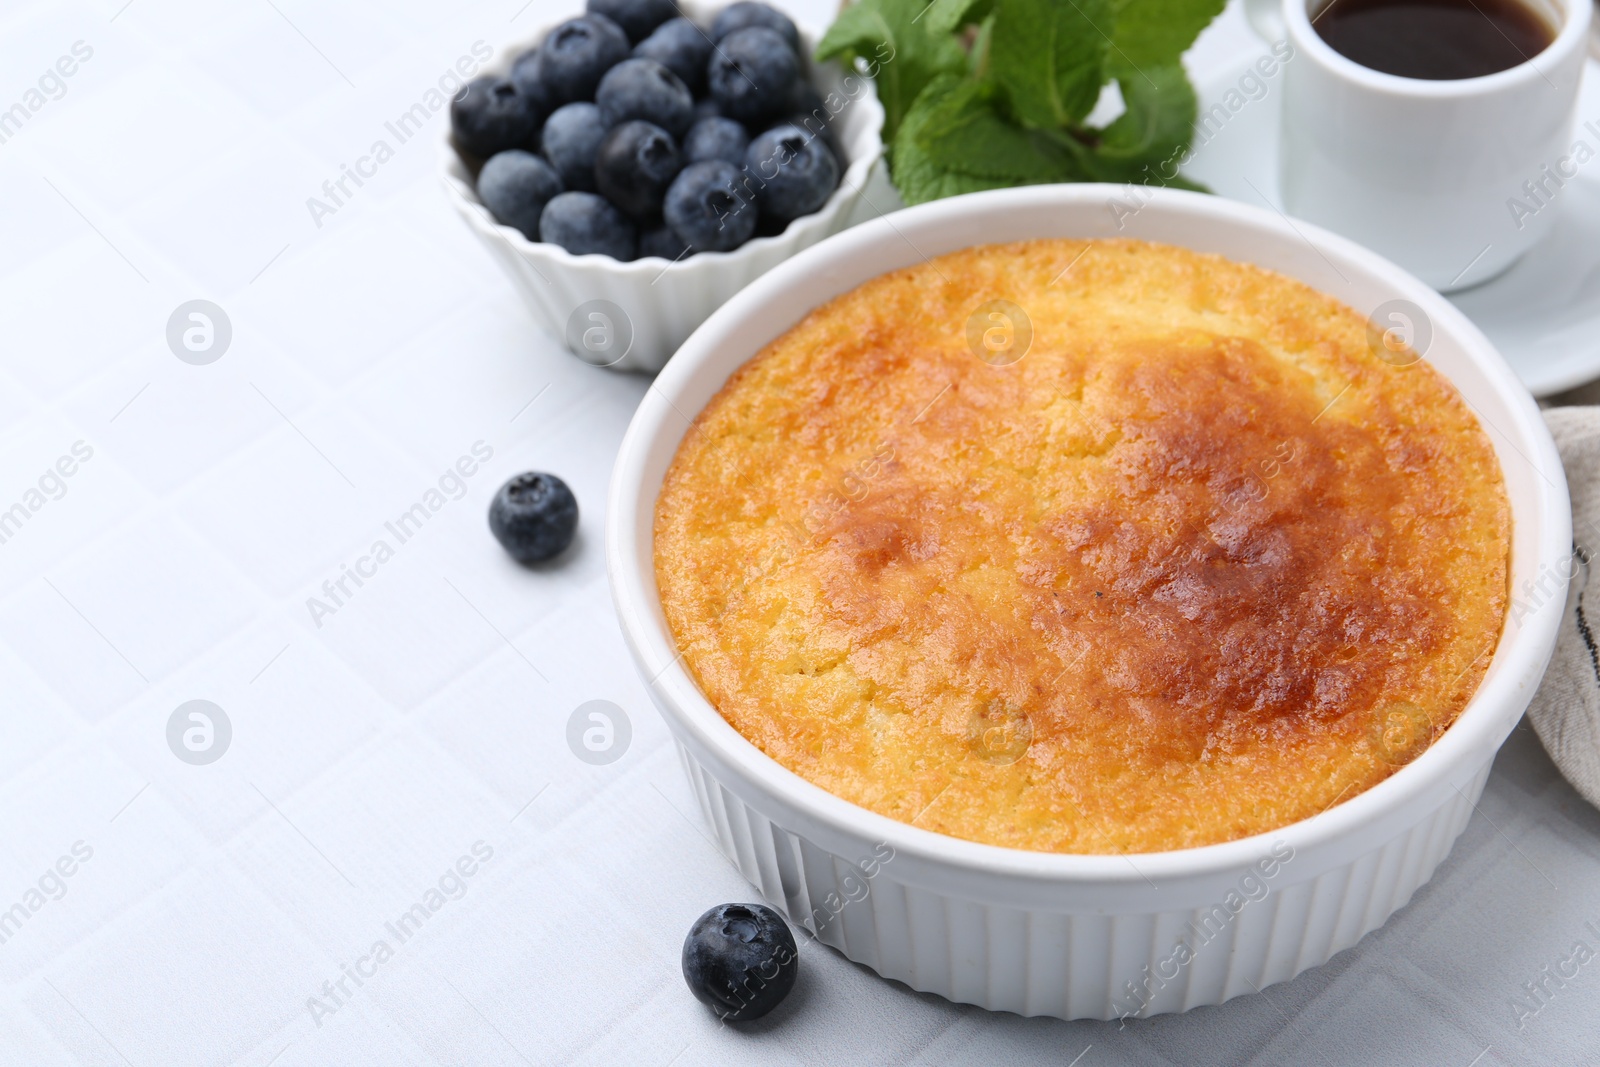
891, 75, 1042, 205
817, 0, 1223, 205
815, 0, 968, 143
990, 0, 1110, 130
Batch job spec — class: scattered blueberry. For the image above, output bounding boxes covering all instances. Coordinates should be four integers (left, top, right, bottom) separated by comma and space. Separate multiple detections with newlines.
478, 150, 564, 240
537, 14, 631, 102
540, 191, 639, 258
682, 903, 798, 1022
596, 58, 694, 137
540, 102, 608, 192
711, 1, 800, 51
639, 225, 692, 260
451, 76, 542, 160
745, 123, 839, 225
489, 473, 579, 564
683, 116, 749, 165
708, 27, 799, 125
666, 161, 757, 252
595, 120, 683, 220
587, 0, 678, 44
633, 17, 714, 95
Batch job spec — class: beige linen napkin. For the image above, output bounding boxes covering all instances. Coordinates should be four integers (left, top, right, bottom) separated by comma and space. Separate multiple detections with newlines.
1527, 406, 1600, 809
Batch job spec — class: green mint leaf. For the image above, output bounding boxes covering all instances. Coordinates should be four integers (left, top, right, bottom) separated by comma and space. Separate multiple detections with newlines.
990, 0, 1111, 129
816, 0, 968, 143
1109, 0, 1228, 70
915, 79, 1078, 181
968, 12, 996, 77
1095, 63, 1196, 172
925, 0, 993, 35
1038, 64, 1205, 188
891, 75, 1030, 205
815, 1, 896, 64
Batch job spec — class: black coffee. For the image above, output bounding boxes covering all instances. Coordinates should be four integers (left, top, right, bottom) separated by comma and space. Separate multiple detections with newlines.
1312, 0, 1555, 79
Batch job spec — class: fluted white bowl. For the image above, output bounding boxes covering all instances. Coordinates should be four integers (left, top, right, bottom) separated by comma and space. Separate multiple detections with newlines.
607, 184, 1570, 1020
440, 4, 884, 373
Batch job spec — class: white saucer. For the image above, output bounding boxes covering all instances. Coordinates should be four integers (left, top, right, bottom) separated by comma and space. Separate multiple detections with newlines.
1187, 52, 1600, 397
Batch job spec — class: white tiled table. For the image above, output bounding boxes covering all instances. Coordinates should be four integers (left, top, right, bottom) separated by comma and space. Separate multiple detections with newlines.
0, 0, 1595, 1063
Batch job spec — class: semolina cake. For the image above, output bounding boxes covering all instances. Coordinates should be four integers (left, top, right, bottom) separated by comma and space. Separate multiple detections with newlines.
653, 238, 1510, 854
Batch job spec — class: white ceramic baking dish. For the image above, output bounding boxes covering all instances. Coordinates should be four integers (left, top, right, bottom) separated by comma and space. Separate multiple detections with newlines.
605, 184, 1570, 1020
439, 3, 884, 373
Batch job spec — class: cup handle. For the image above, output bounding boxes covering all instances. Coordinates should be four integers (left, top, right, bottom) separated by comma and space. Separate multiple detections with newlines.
1245, 0, 1289, 42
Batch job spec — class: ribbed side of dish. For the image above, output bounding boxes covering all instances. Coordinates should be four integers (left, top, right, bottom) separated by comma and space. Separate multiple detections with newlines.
676, 739, 1487, 1020
445, 184, 881, 373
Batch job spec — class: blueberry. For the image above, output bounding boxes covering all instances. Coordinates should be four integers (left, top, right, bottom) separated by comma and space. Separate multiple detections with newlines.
683, 116, 749, 165
665, 161, 758, 252
745, 123, 839, 225
478, 150, 563, 240
537, 14, 631, 102
451, 77, 541, 160
788, 80, 827, 119
638, 225, 692, 260
507, 50, 558, 129
587, 0, 678, 43
710, 1, 799, 50
751, 211, 789, 238
683, 903, 797, 1022
708, 27, 798, 125
540, 192, 638, 259
783, 81, 839, 156
595, 120, 683, 220
633, 17, 714, 95
596, 58, 693, 138
541, 102, 608, 192
489, 473, 579, 564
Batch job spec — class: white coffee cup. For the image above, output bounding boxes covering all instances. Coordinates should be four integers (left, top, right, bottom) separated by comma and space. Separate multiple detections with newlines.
1245, 0, 1591, 291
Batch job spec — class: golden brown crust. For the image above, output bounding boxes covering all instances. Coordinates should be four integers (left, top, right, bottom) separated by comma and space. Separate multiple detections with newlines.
653, 239, 1510, 854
